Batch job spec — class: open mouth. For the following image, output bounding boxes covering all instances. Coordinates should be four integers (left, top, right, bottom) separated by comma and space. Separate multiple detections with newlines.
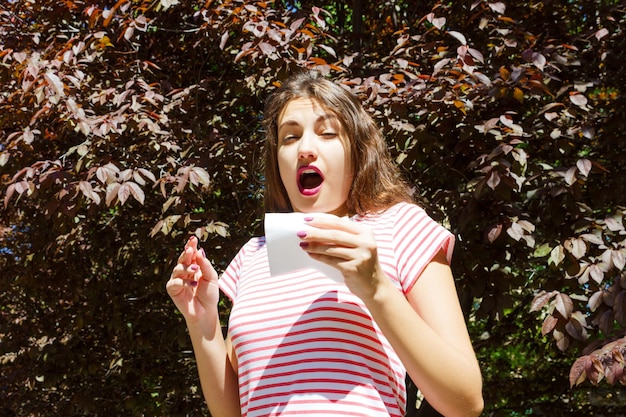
297, 165, 324, 195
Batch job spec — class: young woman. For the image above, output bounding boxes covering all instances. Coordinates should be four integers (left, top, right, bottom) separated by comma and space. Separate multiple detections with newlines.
167, 71, 484, 417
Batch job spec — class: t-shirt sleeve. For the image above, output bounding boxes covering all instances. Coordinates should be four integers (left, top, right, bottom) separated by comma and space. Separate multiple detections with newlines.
218, 237, 259, 301
393, 203, 455, 294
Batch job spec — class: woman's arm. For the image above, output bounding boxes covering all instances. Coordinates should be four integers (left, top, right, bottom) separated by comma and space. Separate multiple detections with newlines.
361, 250, 483, 417
186, 318, 240, 417
167, 237, 241, 417
298, 218, 483, 417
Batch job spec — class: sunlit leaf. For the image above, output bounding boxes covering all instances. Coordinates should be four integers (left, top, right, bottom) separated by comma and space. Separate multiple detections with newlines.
0, 153, 9, 167
127, 181, 145, 205
532, 243, 552, 258
220, 31, 229, 50
468, 47, 484, 63
105, 182, 121, 206
447, 30, 467, 45
487, 223, 502, 243
290, 16, 306, 32
487, 170, 500, 190
426, 13, 446, 30
580, 233, 603, 246
518, 220, 535, 233
119, 169, 133, 182
595, 28, 609, 40
533, 53, 546, 71
206, 221, 230, 238
44, 72, 65, 97
522, 234, 535, 248
309, 57, 327, 66
554, 293, 573, 318
563, 166, 577, 185
433, 58, 450, 75
488, 2, 506, 14
190, 167, 211, 187
570, 356, 590, 387
570, 93, 588, 108
79, 181, 101, 205
565, 318, 583, 340
318, 44, 336, 58
542, 315, 558, 335
588, 291, 604, 311
589, 264, 605, 284
133, 171, 146, 186
549, 245, 565, 266
4, 183, 16, 208
564, 238, 586, 259
258, 42, 276, 56
149, 220, 163, 238
576, 159, 592, 177
117, 183, 131, 205
138, 168, 156, 183
611, 250, 625, 270
605, 216, 624, 231
530, 290, 557, 312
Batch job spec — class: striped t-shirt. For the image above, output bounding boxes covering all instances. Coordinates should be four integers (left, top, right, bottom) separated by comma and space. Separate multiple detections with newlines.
219, 202, 454, 417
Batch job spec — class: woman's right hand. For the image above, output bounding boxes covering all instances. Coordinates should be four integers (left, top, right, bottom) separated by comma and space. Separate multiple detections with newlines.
166, 236, 220, 325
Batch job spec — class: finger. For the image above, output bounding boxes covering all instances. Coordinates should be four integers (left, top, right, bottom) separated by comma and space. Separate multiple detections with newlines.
173, 238, 201, 281
174, 247, 195, 270
171, 262, 187, 278
166, 276, 183, 296
176, 245, 193, 265
300, 242, 354, 261
170, 260, 199, 283
304, 215, 359, 233
299, 227, 361, 248
166, 275, 197, 297
177, 236, 200, 265
197, 247, 218, 282
183, 235, 199, 256
303, 251, 357, 276
305, 249, 376, 281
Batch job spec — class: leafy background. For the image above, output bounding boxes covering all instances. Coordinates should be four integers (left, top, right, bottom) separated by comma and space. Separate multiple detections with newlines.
1, 0, 625, 415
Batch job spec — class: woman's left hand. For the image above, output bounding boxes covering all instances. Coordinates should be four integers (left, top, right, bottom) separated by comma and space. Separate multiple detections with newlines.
298, 215, 387, 299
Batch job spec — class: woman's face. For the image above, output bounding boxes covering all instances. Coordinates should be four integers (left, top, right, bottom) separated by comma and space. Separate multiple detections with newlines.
276, 98, 353, 215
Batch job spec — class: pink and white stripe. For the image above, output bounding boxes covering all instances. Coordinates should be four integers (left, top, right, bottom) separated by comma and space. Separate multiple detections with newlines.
219, 202, 454, 416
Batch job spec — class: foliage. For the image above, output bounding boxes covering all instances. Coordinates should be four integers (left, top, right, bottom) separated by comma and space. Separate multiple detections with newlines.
1, 0, 625, 415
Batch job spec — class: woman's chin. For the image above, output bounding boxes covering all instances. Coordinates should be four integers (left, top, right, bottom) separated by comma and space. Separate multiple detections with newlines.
293, 203, 349, 217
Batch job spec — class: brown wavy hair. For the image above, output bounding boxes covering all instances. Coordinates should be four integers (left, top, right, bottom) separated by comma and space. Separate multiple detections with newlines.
262, 71, 413, 216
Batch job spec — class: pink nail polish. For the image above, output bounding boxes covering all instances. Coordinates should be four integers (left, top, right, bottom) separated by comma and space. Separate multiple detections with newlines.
190, 264, 199, 271
189, 280, 198, 287
304, 216, 313, 222
297, 230, 307, 238
299, 242, 309, 248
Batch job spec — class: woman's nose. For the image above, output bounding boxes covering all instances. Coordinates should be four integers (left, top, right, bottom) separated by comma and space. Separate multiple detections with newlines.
297, 133, 318, 160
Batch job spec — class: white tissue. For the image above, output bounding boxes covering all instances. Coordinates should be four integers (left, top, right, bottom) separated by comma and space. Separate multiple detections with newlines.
264, 212, 344, 282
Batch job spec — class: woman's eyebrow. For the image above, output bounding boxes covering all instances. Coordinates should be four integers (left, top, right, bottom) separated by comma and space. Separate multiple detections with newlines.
278, 114, 336, 131
315, 113, 338, 125
277, 120, 300, 131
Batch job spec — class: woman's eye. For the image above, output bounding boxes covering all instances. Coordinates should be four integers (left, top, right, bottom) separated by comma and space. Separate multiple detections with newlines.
321, 132, 337, 138
281, 135, 299, 143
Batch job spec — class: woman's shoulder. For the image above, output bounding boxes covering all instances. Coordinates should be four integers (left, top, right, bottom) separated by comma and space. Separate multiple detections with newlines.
229, 236, 266, 263
362, 201, 425, 221
239, 235, 266, 252
222, 236, 266, 278
354, 202, 428, 235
